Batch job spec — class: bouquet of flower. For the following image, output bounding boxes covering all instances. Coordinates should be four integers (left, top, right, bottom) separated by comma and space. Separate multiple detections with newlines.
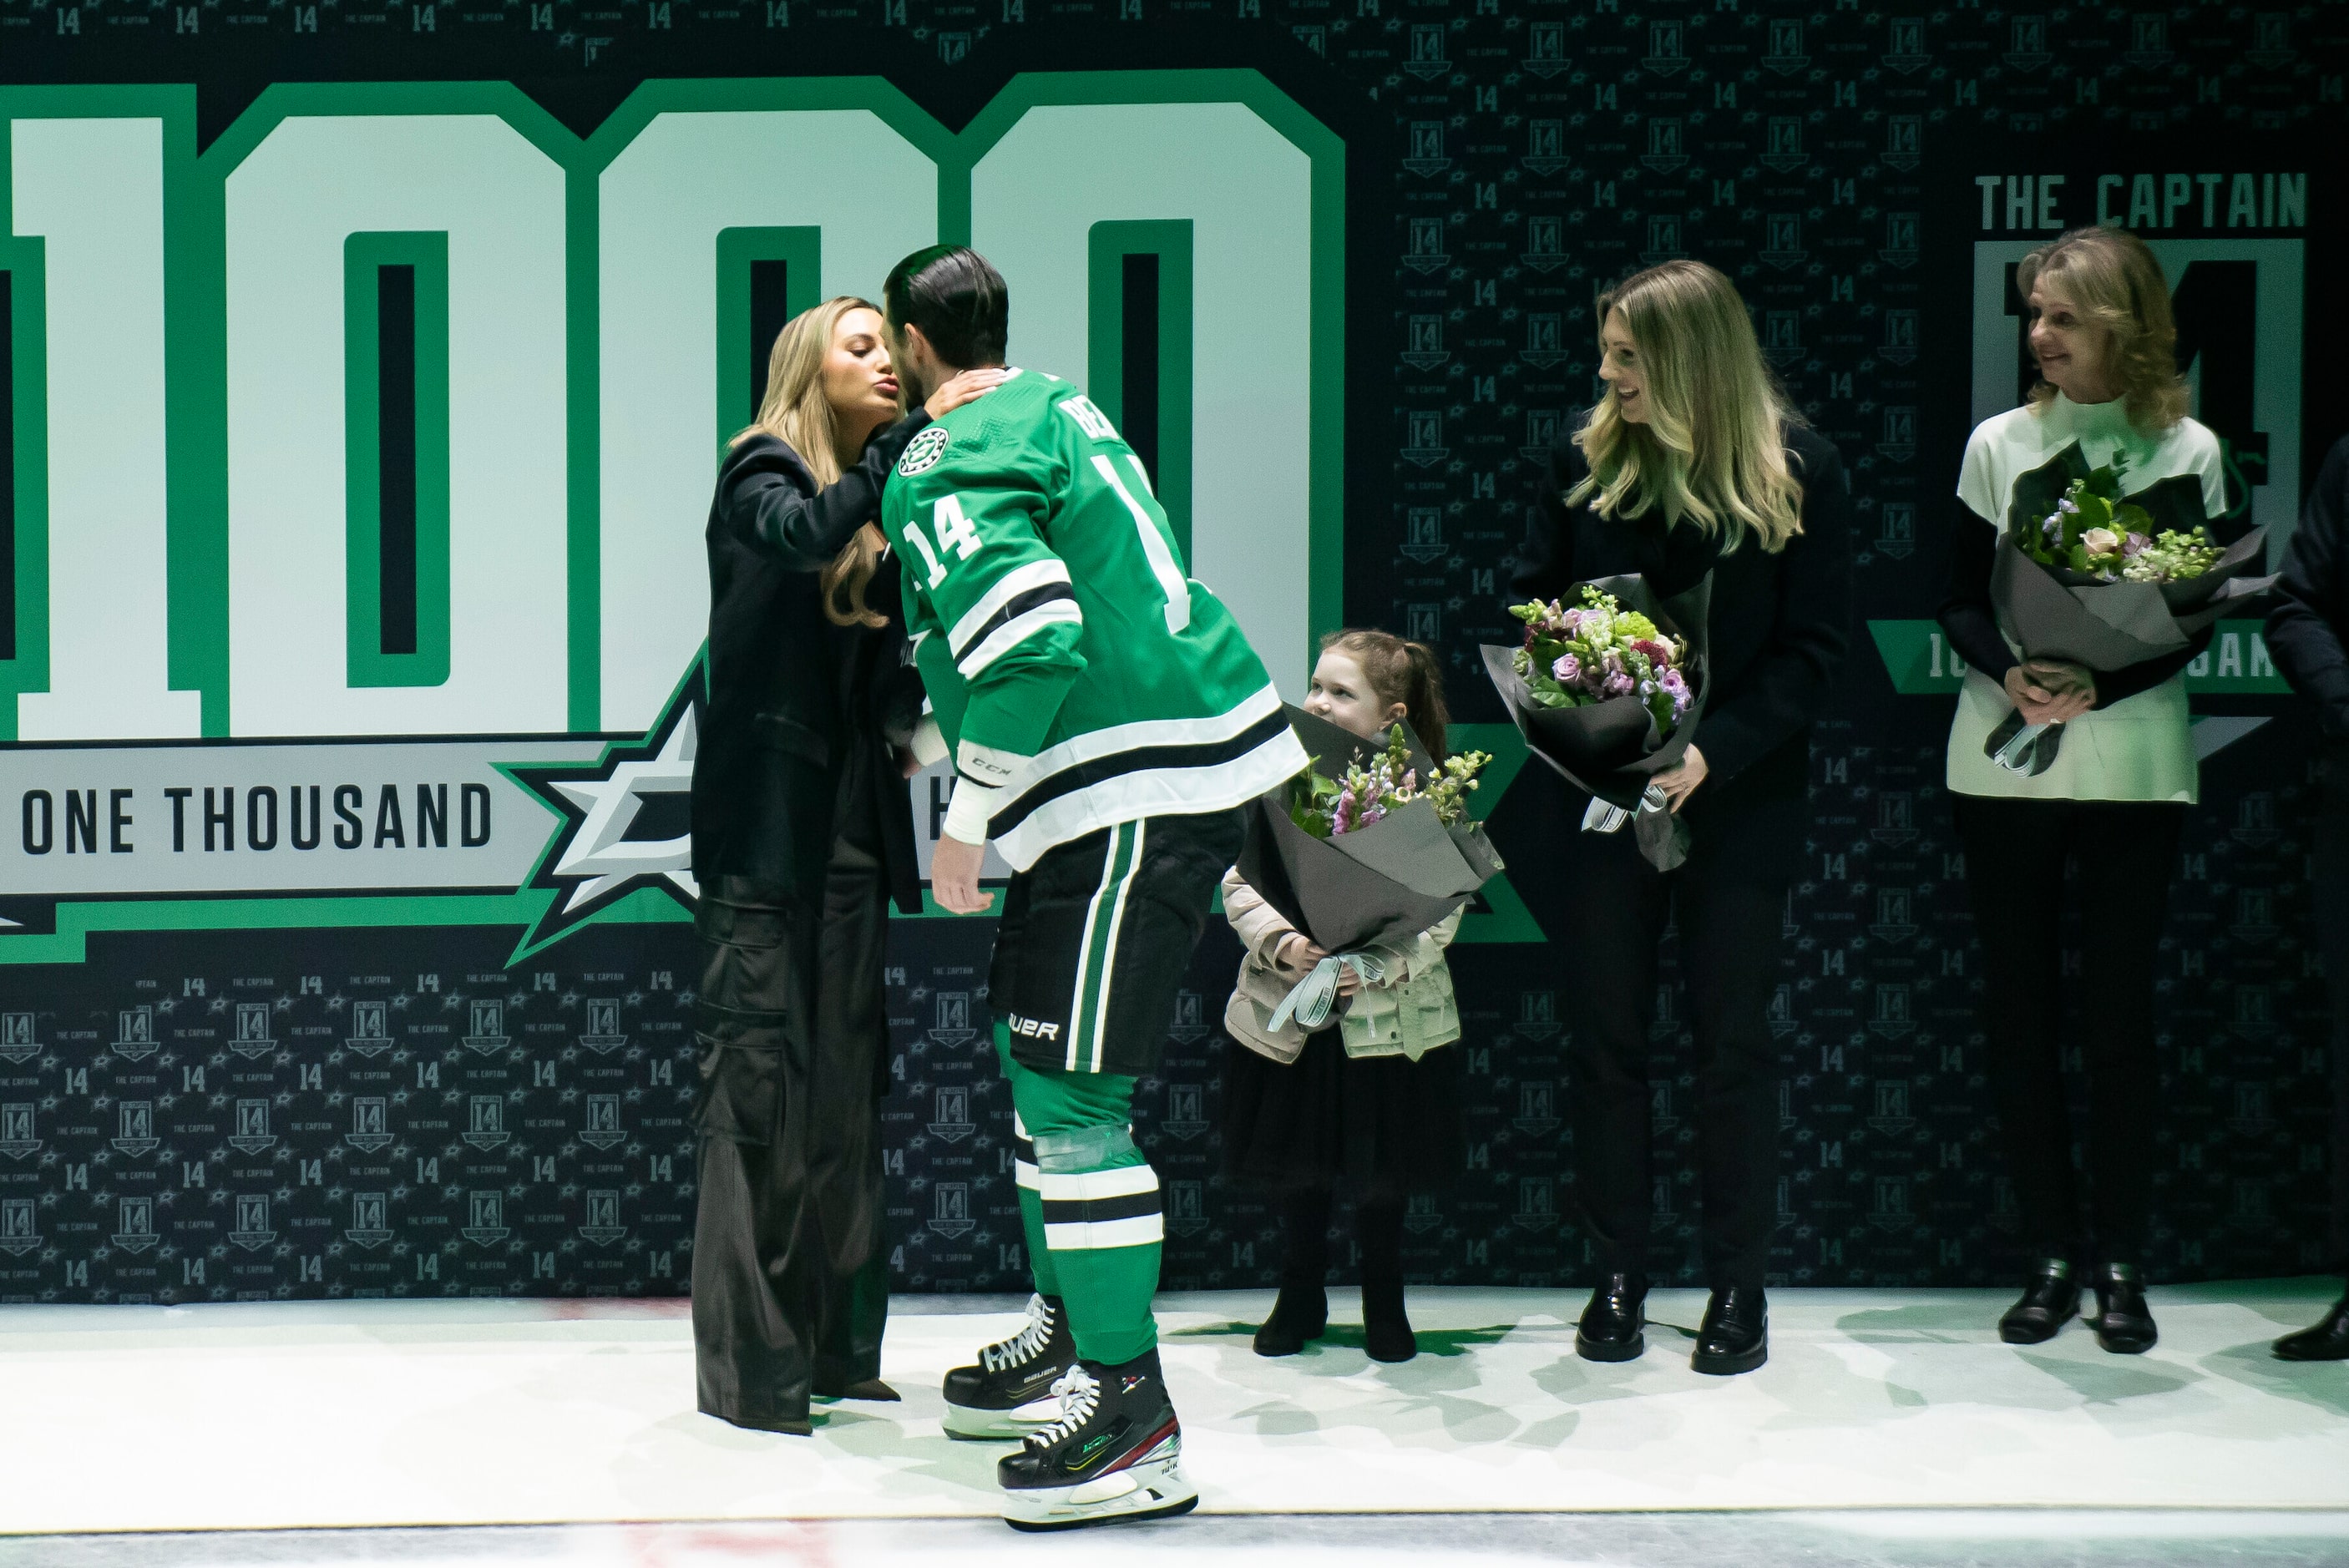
2017, 450, 2228, 586
1238, 707, 1504, 959
1481, 572, 1711, 871
1986, 443, 2273, 776
1288, 721, 1494, 838
1510, 585, 1697, 740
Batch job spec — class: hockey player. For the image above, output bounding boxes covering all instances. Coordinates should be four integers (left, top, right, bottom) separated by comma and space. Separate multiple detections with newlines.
877, 245, 1308, 1530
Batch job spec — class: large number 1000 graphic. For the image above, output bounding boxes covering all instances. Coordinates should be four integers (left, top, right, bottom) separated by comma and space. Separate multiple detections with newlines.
0, 74, 1344, 959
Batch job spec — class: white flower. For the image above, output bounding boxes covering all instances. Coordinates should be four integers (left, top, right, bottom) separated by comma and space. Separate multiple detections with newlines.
2080, 527, 2122, 556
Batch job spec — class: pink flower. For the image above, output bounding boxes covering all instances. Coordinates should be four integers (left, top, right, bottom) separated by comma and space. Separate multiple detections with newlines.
1602, 672, 1634, 698
1630, 638, 1672, 665
1553, 653, 1581, 682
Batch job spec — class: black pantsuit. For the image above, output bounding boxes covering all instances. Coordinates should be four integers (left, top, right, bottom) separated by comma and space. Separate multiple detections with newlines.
1953, 794, 2184, 1263
2317, 759, 2349, 1270
1557, 827, 1787, 1287
1512, 421, 1852, 1290
691, 751, 895, 1429
2268, 436, 2349, 1274
689, 424, 927, 1432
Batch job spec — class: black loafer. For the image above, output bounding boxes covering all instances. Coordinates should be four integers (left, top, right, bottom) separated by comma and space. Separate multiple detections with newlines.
2273, 1292, 2349, 1362
1574, 1272, 1648, 1363
1998, 1258, 2082, 1345
1691, 1286, 1767, 1376
2088, 1262, 2158, 1354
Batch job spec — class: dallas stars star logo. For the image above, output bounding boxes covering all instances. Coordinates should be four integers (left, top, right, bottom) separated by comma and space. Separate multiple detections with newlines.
499, 660, 703, 962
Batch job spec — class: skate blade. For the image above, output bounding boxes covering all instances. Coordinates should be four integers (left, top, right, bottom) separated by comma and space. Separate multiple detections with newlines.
942, 1397, 1058, 1442
1001, 1453, 1198, 1532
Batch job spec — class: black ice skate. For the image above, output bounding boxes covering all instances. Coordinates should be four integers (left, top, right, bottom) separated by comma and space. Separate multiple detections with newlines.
942, 1292, 1077, 1440
996, 1349, 1197, 1532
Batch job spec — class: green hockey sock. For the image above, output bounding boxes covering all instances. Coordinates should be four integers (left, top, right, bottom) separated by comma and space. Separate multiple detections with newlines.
1000, 1035, 1161, 1365
1003, 1025, 1061, 1298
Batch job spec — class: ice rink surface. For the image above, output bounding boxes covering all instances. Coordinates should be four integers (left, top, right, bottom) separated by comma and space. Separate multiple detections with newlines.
3, 1282, 2346, 1563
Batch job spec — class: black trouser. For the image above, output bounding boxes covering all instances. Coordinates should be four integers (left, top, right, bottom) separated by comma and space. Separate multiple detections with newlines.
1954, 793, 2184, 1267
2316, 749, 2349, 1273
1277, 1184, 1405, 1290
1559, 824, 1788, 1290
690, 761, 893, 1432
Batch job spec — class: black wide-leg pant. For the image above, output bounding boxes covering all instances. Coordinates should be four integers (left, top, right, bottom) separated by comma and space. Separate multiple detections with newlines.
1953, 792, 2184, 1267
2313, 751, 2349, 1272
1557, 824, 1789, 1290
690, 784, 893, 1433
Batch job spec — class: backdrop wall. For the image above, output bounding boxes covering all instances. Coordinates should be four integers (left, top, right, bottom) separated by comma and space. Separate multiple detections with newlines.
0, 1, 2341, 1304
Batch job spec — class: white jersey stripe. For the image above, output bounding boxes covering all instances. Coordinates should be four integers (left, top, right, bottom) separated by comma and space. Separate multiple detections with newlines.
957, 601, 1086, 679
945, 556, 1075, 658
992, 683, 1286, 802
1035, 1164, 1159, 1202
1043, 1213, 1164, 1251
1091, 455, 1191, 634
992, 726, 1310, 872
1089, 819, 1147, 1074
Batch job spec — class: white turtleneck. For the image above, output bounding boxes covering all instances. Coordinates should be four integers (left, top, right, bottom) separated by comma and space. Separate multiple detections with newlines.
1945, 392, 2226, 804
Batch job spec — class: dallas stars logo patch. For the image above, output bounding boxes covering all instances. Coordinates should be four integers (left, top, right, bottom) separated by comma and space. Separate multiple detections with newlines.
897, 424, 951, 475
498, 659, 704, 963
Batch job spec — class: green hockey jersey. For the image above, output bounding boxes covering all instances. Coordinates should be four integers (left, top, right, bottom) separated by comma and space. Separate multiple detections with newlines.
880, 367, 1307, 871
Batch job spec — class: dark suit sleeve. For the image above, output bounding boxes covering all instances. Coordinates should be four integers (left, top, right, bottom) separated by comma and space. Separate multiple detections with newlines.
1690, 432, 1854, 784
1509, 439, 1582, 602
2266, 437, 2349, 737
1936, 503, 2020, 683
725, 414, 931, 572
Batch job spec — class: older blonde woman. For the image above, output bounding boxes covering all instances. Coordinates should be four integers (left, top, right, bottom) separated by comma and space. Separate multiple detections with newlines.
1511, 259, 1851, 1376
1936, 227, 2227, 1355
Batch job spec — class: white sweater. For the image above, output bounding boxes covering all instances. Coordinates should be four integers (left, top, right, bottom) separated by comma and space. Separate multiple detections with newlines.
1945, 392, 2227, 804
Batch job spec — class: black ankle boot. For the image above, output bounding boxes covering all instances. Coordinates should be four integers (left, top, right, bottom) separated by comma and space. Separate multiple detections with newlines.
1361, 1277, 1416, 1363
1253, 1280, 1329, 1357
1998, 1258, 2081, 1345
1691, 1286, 1768, 1375
2088, 1262, 2158, 1354
1575, 1272, 1648, 1363
2274, 1288, 2349, 1362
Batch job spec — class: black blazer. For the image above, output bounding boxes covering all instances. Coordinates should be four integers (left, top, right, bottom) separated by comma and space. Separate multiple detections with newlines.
1511, 421, 1853, 877
2268, 435, 2349, 741
691, 420, 929, 911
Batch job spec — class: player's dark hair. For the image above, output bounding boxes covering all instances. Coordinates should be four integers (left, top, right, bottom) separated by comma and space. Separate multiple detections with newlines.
883, 245, 1009, 369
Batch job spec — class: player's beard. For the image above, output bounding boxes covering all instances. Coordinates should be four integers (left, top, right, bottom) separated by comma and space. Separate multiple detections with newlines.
888, 331, 934, 412
894, 363, 933, 413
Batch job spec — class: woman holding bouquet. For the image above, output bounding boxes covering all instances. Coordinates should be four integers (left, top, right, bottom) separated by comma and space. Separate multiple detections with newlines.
1512, 260, 1850, 1375
1936, 226, 2226, 1354
1220, 631, 1466, 1363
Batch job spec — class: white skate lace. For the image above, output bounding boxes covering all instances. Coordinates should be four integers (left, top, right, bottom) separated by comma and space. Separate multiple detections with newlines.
980, 1294, 1056, 1373
1024, 1363, 1101, 1449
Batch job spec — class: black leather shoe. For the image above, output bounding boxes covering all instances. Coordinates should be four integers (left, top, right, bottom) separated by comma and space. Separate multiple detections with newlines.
2273, 1292, 2349, 1361
2088, 1262, 2158, 1354
1253, 1281, 1329, 1357
1691, 1287, 1768, 1376
1997, 1259, 2081, 1345
1574, 1272, 1648, 1363
1361, 1278, 1417, 1363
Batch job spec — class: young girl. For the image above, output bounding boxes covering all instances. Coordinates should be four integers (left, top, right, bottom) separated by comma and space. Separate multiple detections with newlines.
1219, 630, 1466, 1363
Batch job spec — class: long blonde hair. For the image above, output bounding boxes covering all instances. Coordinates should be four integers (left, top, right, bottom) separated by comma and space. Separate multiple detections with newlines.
733, 295, 892, 628
1567, 260, 1805, 553
2017, 226, 2189, 434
